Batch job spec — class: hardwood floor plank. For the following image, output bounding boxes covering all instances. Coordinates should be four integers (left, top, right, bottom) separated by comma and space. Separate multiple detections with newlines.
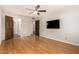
0, 35, 79, 54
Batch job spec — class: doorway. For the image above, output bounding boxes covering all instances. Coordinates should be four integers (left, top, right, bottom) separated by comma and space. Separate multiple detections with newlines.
35, 20, 40, 36
5, 16, 14, 40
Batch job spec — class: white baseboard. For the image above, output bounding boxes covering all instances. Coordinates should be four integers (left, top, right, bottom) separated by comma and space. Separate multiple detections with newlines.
40, 35, 79, 46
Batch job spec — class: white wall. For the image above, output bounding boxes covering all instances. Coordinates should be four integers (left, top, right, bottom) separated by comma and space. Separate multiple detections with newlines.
0, 8, 5, 44
13, 18, 22, 35
20, 16, 33, 37
0, 9, 2, 44
40, 6, 79, 46
0, 9, 5, 44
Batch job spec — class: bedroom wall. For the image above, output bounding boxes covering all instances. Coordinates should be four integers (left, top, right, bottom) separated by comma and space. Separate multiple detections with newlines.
20, 16, 33, 37
40, 6, 79, 46
13, 18, 21, 36
0, 8, 4, 44
0, 9, 2, 44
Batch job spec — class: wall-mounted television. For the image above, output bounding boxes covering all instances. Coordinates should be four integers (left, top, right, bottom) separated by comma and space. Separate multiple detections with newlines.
47, 19, 60, 29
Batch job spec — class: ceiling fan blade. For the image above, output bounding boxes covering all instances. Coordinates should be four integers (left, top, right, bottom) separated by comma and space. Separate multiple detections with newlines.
38, 10, 46, 12
25, 8, 34, 11
25, 8, 35, 14
29, 11, 35, 14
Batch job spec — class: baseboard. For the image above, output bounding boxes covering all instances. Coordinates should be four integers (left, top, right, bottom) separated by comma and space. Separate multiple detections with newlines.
40, 35, 79, 46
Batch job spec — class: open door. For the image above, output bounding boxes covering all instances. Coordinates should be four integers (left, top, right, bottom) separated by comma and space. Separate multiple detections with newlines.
35, 20, 40, 36
5, 16, 14, 40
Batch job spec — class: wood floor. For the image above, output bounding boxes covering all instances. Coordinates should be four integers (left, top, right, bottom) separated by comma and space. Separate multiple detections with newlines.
0, 35, 79, 54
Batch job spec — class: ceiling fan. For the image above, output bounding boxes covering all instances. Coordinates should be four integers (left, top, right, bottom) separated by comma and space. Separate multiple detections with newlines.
25, 5, 46, 15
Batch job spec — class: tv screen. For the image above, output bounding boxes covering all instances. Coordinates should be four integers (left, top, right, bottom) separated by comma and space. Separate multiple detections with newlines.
47, 19, 60, 29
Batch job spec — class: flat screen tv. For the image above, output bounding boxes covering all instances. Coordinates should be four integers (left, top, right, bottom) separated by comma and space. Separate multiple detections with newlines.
47, 19, 60, 29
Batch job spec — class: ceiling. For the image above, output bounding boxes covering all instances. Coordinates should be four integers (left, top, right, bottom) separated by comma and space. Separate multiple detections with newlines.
0, 5, 79, 18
